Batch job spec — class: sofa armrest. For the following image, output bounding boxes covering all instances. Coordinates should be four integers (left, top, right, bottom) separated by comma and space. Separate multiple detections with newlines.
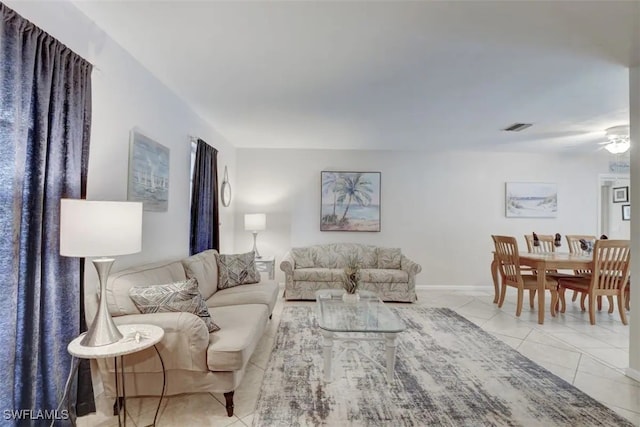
400, 255, 422, 276
280, 251, 295, 274
108, 312, 210, 372
280, 251, 295, 294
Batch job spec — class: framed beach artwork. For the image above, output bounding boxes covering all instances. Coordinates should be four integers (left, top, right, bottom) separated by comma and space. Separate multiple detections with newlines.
320, 171, 381, 231
505, 182, 557, 218
127, 130, 170, 212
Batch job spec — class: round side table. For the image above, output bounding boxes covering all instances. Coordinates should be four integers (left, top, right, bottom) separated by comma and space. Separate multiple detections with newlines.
66, 324, 164, 427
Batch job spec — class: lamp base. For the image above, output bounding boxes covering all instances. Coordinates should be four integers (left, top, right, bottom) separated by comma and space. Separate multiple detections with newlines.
80, 258, 123, 347
252, 231, 261, 258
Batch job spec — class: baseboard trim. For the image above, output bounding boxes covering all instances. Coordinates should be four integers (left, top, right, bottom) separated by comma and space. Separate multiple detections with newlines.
625, 367, 640, 383
415, 284, 493, 291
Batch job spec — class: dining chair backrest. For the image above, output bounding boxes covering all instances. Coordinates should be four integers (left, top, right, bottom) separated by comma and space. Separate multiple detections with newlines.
566, 235, 596, 275
566, 235, 596, 254
591, 239, 630, 292
492, 235, 524, 285
524, 234, 555, 253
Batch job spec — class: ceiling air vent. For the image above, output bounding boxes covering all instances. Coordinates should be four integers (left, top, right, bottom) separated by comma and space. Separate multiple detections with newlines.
502, 123, 532, 132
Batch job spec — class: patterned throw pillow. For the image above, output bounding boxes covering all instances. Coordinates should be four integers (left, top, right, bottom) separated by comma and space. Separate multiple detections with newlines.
128, 278, 220, 333
378, 247, 402, 269
291, 247, 315, 268
217, 251, 261, 289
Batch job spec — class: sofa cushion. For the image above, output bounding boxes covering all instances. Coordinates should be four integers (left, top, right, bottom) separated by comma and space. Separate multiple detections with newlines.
217, 251, 260, 289
107, 260, 187, 316
360, 269, 409, 283
378, 247, 402, 269
207, 304, 268, 371
293, 268, 336, 282
182, 249, 219, 300
128, 278, 220, 333
356, 245, 379, 269
206, 280, 279, 314
291, 247, 315, 268
310, 243, 379, 268
313, 246, 341, 268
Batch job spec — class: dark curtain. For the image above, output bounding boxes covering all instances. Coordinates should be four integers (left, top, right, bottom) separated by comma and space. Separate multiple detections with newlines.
76, 258, 95, 417
190, 139, 220, 254
0, 4, 93, 425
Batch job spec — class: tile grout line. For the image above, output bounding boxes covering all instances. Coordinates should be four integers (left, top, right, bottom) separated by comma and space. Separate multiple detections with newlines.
571, 353, 582, 385
532, 324, 628, 375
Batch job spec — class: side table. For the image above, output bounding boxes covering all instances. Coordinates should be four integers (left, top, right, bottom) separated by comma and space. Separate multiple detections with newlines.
65, 324, 164, 427
255, 255, 275, 280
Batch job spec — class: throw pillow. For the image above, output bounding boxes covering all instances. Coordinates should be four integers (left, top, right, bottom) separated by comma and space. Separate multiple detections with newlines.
217, 251, 261, 289
378, 247, 402, 269
128, 278, 220, 333
181, 249, 219, 300
291, 247, 314, 268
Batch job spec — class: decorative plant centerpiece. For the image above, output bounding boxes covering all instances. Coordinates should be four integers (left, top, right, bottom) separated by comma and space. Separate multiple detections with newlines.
342, 255, 361, 302
579, 238, 594, 255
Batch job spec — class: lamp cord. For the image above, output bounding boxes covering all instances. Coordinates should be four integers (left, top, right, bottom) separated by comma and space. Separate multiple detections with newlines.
51, 356, 79, 427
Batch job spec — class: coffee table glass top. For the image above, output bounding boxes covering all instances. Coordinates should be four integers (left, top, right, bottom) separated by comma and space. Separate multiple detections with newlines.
315, 289, 406, 333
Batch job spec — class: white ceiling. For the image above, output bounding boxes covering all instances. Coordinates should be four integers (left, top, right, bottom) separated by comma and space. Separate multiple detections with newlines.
72, 0, 640, 153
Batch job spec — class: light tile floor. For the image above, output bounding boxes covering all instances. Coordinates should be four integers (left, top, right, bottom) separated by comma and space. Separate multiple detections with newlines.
78, 287, 640, 426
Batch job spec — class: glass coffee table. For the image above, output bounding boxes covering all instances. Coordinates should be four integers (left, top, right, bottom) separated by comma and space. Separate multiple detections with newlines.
315, 289, 406, 382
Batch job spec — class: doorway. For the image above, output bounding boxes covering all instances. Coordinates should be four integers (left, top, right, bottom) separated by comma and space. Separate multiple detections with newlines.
598, 173, 631, 239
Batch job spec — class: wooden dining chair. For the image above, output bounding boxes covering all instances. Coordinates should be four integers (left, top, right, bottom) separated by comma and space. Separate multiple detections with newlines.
523, 234, 554, 281
625, 285, 631, 311
557, 239, 630, 325
565, 235, 596, 257
492, 235, 559, 318
565, 235, 596, 302
524, 234, 573, 298
524, 234, 555, 253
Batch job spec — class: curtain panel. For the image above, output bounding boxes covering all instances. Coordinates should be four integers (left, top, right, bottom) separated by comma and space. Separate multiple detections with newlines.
0, 4, 92, 425
190, 139, 220, 255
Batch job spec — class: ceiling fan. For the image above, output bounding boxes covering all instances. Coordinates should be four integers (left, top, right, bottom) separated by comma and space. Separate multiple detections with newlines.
597, 125, 630, 154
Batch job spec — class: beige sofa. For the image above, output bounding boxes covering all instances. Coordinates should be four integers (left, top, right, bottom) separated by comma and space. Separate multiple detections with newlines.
86, 249, 279, 417
280, 243, 421, 302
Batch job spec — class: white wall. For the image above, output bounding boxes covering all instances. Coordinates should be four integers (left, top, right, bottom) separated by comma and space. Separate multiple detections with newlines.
235, 148, 610, 286
5, 1, 237, 272
601, 177, 631, 239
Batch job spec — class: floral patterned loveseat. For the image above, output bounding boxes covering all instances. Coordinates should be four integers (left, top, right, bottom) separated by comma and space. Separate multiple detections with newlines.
279, 243, 422, 302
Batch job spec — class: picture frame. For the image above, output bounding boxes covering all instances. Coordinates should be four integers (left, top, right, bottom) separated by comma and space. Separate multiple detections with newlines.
613, 186, 629, 203
127, 130, 170, 212
320, 171, 381, 232
505, 182, 557, 218
622, 204, 631, 221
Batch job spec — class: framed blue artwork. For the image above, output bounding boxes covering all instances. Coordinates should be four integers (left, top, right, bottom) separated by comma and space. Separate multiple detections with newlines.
127, 130, 170, 212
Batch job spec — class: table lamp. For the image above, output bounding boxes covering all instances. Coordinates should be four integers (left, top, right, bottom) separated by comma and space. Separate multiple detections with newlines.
244, 213, 266, 258
60, 199, 143, 347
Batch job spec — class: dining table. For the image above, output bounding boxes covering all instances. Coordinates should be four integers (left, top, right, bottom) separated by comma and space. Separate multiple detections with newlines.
491, 251, 593, 324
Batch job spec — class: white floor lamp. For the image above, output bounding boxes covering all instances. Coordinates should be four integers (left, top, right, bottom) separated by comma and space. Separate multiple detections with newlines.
60, 199, 143, 347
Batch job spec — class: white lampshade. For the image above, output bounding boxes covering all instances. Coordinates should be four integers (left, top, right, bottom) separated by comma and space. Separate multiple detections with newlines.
244, 213, 266, 232
60, 199, 143, 257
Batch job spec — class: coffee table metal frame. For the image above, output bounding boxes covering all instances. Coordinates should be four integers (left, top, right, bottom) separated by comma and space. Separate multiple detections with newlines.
315, 289, 405, 382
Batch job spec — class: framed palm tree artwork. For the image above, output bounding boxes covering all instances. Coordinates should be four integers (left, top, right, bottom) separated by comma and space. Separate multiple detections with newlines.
320, 171, 381, 232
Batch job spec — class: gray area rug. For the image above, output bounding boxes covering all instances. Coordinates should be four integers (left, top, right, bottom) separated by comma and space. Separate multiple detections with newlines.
254, 306, 633, 426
